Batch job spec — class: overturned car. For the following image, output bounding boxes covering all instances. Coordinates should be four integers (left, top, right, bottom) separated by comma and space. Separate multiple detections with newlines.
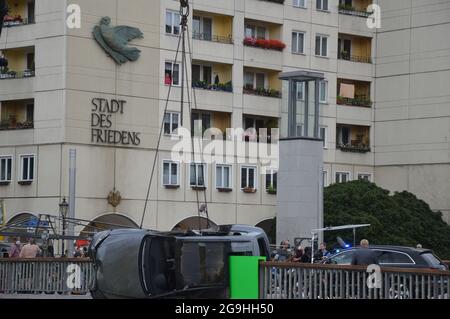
88, 225, 270, 299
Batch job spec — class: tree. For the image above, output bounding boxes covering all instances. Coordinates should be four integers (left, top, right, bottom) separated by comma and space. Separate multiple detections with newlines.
324, 180, 450, 259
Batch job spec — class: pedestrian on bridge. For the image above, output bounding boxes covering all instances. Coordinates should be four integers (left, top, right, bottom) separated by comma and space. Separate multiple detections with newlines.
351, 239, 379, 266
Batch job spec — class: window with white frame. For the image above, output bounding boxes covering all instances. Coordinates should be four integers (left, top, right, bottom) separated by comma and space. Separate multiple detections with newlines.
165, 61, 180, 86
320, 126, 327, 148
193, 15, 212, 40
241, 166, 257, 189
163, 161, 180, 187
165, 10, 181, 35
164, 112, 180, 135
293, 0, 306, 8
323, 171, 329, 187
319, 81, 328, 103
190, 163, 207, 188
335, 172, 350, 184
315, 35, 328, 57
316, 0, 329, 11
297, 82, 305, 100
265, 169, 278, 191
216, 164, 232, 189
19, 155, 35, 182
292, 31, 305, 54
358, 173, 372, 182
0, 156, 12, 183
245, 24, 266, 39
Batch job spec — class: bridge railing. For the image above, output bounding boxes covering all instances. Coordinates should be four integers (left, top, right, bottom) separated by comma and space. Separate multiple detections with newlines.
0, 258, 94, 295
259, 261, 450, 299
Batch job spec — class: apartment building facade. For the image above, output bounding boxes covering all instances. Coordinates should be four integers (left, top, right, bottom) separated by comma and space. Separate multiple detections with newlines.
0, 0, 449, 238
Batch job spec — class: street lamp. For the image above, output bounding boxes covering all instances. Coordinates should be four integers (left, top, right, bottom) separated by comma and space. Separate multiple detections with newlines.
59, 197, 69, 257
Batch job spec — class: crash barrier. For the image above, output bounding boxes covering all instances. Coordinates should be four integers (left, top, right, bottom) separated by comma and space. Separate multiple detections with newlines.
259, 261, 450, 299
0, 258, 94, 294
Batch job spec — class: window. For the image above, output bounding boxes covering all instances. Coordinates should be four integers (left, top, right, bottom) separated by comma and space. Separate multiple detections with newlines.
265, 169, 278, 191
19, 155, 35, 182
292, 31, 305, 54
319, 81, 328, 103
192, 64, 212, 84
165, 62, 180, 86
163, 161, 180, 187
358, 173, 372, 182
377, 251, 414, 265
293, 0, 306, 8
244, 72, 266, 90
193, 16, 212, 40
166, 10, 180, 35
335, 172, 350, 184
323, 170, 329, 187
190, 163, 206, 188
241, 166, 257, 189
245, 25, 266, 39
0, 156, 12, 183
328, 251, 354, 265
191, 111, 211, 136
337, 126, 350, 145
320, 126, 327, 148
315, 35, 328, 57
164, 112, 180, 135
297, 82, 305, 100
216, 164, 232, 189
296, 124, 303, 137
316, 0, 329, 11
338, 38, 352, 60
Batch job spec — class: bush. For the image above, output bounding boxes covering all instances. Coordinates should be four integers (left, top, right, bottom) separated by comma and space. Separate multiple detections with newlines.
324, 181, 450, 259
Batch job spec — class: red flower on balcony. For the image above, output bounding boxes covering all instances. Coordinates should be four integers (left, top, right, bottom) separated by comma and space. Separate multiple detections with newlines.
243, 37, 286, 51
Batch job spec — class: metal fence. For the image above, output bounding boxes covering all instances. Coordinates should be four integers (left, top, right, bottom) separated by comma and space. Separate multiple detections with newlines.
0, 258, 94, 295
259, 262, 450, 299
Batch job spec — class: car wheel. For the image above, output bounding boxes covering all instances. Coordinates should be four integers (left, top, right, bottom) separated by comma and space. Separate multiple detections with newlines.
389, 284, 410, 299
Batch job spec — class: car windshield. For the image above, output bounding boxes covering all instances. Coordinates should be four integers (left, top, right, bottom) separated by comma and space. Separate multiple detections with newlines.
421, 252, 446, 269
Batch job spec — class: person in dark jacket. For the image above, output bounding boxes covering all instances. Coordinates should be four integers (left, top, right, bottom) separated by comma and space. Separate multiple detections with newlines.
351, 239, 379, 266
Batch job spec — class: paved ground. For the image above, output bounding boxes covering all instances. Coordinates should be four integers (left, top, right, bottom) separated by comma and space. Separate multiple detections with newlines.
0, 293, 92, 299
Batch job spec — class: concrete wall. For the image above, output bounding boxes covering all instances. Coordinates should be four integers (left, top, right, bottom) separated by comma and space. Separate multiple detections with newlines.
277, 138, 324, 244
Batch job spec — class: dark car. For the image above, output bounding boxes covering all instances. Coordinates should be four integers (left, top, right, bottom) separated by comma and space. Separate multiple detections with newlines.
323, 245, 448, 270
0, 242, 12, 258
88, 225, 270, 299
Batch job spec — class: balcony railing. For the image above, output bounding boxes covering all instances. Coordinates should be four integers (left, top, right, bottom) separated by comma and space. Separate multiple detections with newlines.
338, 5, 373, 18
243, 86, 281, 98
337, 95, 372, 107
0, 119, 34, 131
0, 70, 35, 80
338, 52, 372, 64
193, 80, 233, 93
192, 32, 233, 45
3, 16, 35, 27
337, 142, 371, 153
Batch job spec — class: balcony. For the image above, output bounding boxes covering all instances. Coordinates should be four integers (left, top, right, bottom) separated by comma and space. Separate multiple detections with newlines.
338, 0, 373, 18
191, 110, 231, 139
338, 34, 372, 64
0, 46, 35, 78
0, 99, 34, 131
2, 0, 35, 28
192, 61, 233, 93
243, 115, 279, 143
243, 68, 282, 99
337, 79, 372, 107
259, 0, 285, 4
336, 124, 371, 153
